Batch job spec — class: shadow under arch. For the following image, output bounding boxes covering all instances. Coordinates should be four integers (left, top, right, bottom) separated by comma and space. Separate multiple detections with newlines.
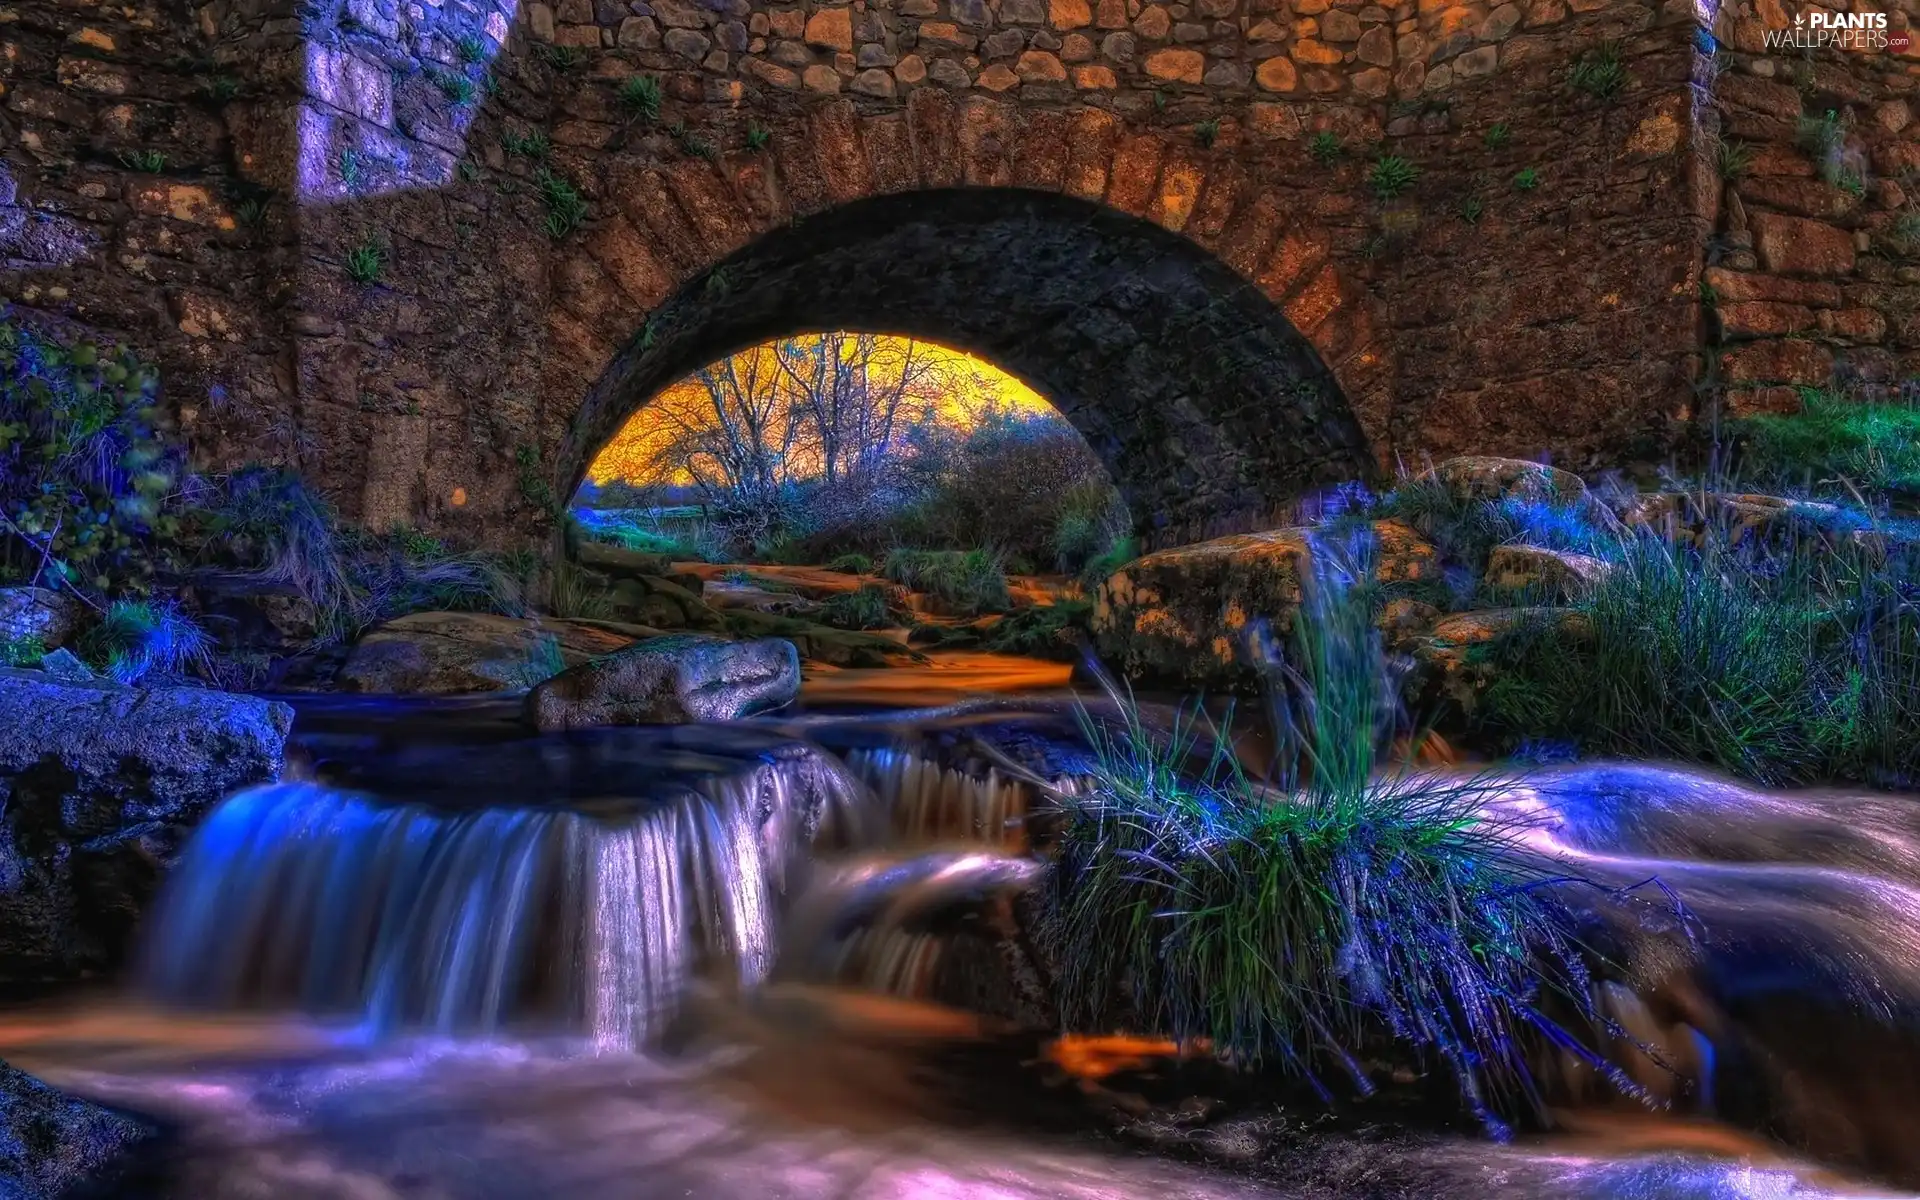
557, 187, 1376, 543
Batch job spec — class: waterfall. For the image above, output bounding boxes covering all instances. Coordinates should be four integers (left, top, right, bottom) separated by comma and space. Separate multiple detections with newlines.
139, 733, 871, 1050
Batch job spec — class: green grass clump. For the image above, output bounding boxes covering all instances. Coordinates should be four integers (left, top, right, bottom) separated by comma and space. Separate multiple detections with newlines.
501, 128, 550, 159
826, 552, 874, 576
1477, 530, 1920, 788
535, 167, 588, 239
1568, 42, 1627, 99
619, 74, 663, 121
80, 598, 213, 684
1042, 534, 1624, 1132
1367, 155, 1419, 200
1513, 167, 1540, 191
1308, 131, 1341, 165
1733, 389, 1920, 499
548, 559, 614, 620
881, 547, 1011, 616
344, 236, 385, 284
815, 583, 897, 631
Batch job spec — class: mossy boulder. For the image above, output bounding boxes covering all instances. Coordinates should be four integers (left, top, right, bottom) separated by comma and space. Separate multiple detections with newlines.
1091, 520, 1439, 687
338, 612, 636, 694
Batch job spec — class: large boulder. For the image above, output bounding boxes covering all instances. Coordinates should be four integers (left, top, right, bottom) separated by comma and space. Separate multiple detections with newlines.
526, 635, 800, 731
338, 612, 638, 694
1427, 456, 1588, 505
0, 670, 293, 980
0, 588, 82, 652
0, 1059, 156, 1197
1091, 520, 1439, 686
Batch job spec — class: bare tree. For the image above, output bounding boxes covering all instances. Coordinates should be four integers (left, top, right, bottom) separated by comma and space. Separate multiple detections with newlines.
774, 335, 942, 488
655, 349, 799, 507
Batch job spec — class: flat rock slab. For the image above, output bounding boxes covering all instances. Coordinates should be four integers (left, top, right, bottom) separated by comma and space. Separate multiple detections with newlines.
526, 635, 800, 730
0, 670, 293, 979
339, 612, 638, 695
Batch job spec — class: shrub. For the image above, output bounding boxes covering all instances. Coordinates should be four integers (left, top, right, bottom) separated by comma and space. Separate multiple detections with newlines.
619, 75, 663, 121
0, 318, 186, 598
1, 634, 46, 668
1043, 534, 1626, 1134
881, 547, 1011, 615
979, 598, 1091, 659
815, 583, 897, 631
1476, 530, 1920, 788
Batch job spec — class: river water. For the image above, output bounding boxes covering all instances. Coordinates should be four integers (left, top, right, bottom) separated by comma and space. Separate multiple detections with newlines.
6, 657, 1918, 1199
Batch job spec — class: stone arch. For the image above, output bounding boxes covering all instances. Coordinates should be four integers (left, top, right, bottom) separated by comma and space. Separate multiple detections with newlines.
528, 94, 1398, 540
554, 184, 1374, 540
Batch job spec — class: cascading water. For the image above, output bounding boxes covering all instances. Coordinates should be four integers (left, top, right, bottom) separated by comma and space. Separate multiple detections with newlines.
137, 723, 873, 1049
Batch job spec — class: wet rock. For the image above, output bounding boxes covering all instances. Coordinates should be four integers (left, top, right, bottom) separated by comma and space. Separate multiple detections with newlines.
1481, 544, 1614, 601
37, 648, 94, 682
180, 572, 323, 655
599, 572, 728, 632
338, 613, 636, 694
1091, 520, 1438, 687
526, 634, 800, 730
0, 587, 82, 651
0, 669, 293, 979
1410, 607, 1591, 711
0, 1058, 156, 1197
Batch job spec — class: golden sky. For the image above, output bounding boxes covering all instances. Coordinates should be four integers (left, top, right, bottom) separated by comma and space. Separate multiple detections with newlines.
587, 334, 1053, 486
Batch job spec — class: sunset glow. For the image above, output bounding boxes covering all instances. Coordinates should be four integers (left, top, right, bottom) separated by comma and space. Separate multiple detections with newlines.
585, 334, 1053, 487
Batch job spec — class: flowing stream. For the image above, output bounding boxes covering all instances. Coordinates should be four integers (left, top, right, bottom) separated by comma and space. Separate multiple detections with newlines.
6, 669, 1920, 1199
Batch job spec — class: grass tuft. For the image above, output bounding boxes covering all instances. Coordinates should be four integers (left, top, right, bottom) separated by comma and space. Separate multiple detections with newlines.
1568, 41, 1627, 99
1043, 531, 1631, 1134
1367, 155, 1419, 200
881, 547, 1011, 616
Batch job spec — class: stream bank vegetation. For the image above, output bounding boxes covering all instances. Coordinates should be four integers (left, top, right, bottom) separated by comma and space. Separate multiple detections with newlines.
1040, 533, 1650, 1135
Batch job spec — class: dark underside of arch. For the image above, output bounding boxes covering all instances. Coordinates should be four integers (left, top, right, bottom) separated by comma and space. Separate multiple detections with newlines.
559, 187, 1376, 540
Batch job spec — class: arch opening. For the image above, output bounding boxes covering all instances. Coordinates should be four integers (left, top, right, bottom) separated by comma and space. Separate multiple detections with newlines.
574, 332, 1133, 584
557, 187, 1375, 547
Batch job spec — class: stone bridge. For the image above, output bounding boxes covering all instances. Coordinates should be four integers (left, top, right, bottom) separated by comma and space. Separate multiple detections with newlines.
5, 0, 1910, 544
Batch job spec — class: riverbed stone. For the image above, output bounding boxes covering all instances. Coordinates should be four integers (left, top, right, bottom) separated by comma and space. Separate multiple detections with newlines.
526, 634, 801, 729
0, 1059, 157, 1197
0, 670, 293, 979
339, 612, 639, 694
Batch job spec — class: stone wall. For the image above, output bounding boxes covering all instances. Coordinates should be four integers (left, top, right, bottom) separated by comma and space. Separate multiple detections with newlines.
4, 0, 1718, 543
1703, 7, 1920, 418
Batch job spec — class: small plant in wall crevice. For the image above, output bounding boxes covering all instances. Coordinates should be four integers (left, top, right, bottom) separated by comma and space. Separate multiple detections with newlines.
1512, 167, 1540, 191
1308, 130, 1342, 165
1568, 41, 1627, 100
1367, 155, 1419, 200
619, 74, 663, 122
1194, 118, 1220, 148
535, 167, 588, 239
344, 234, 386, 284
